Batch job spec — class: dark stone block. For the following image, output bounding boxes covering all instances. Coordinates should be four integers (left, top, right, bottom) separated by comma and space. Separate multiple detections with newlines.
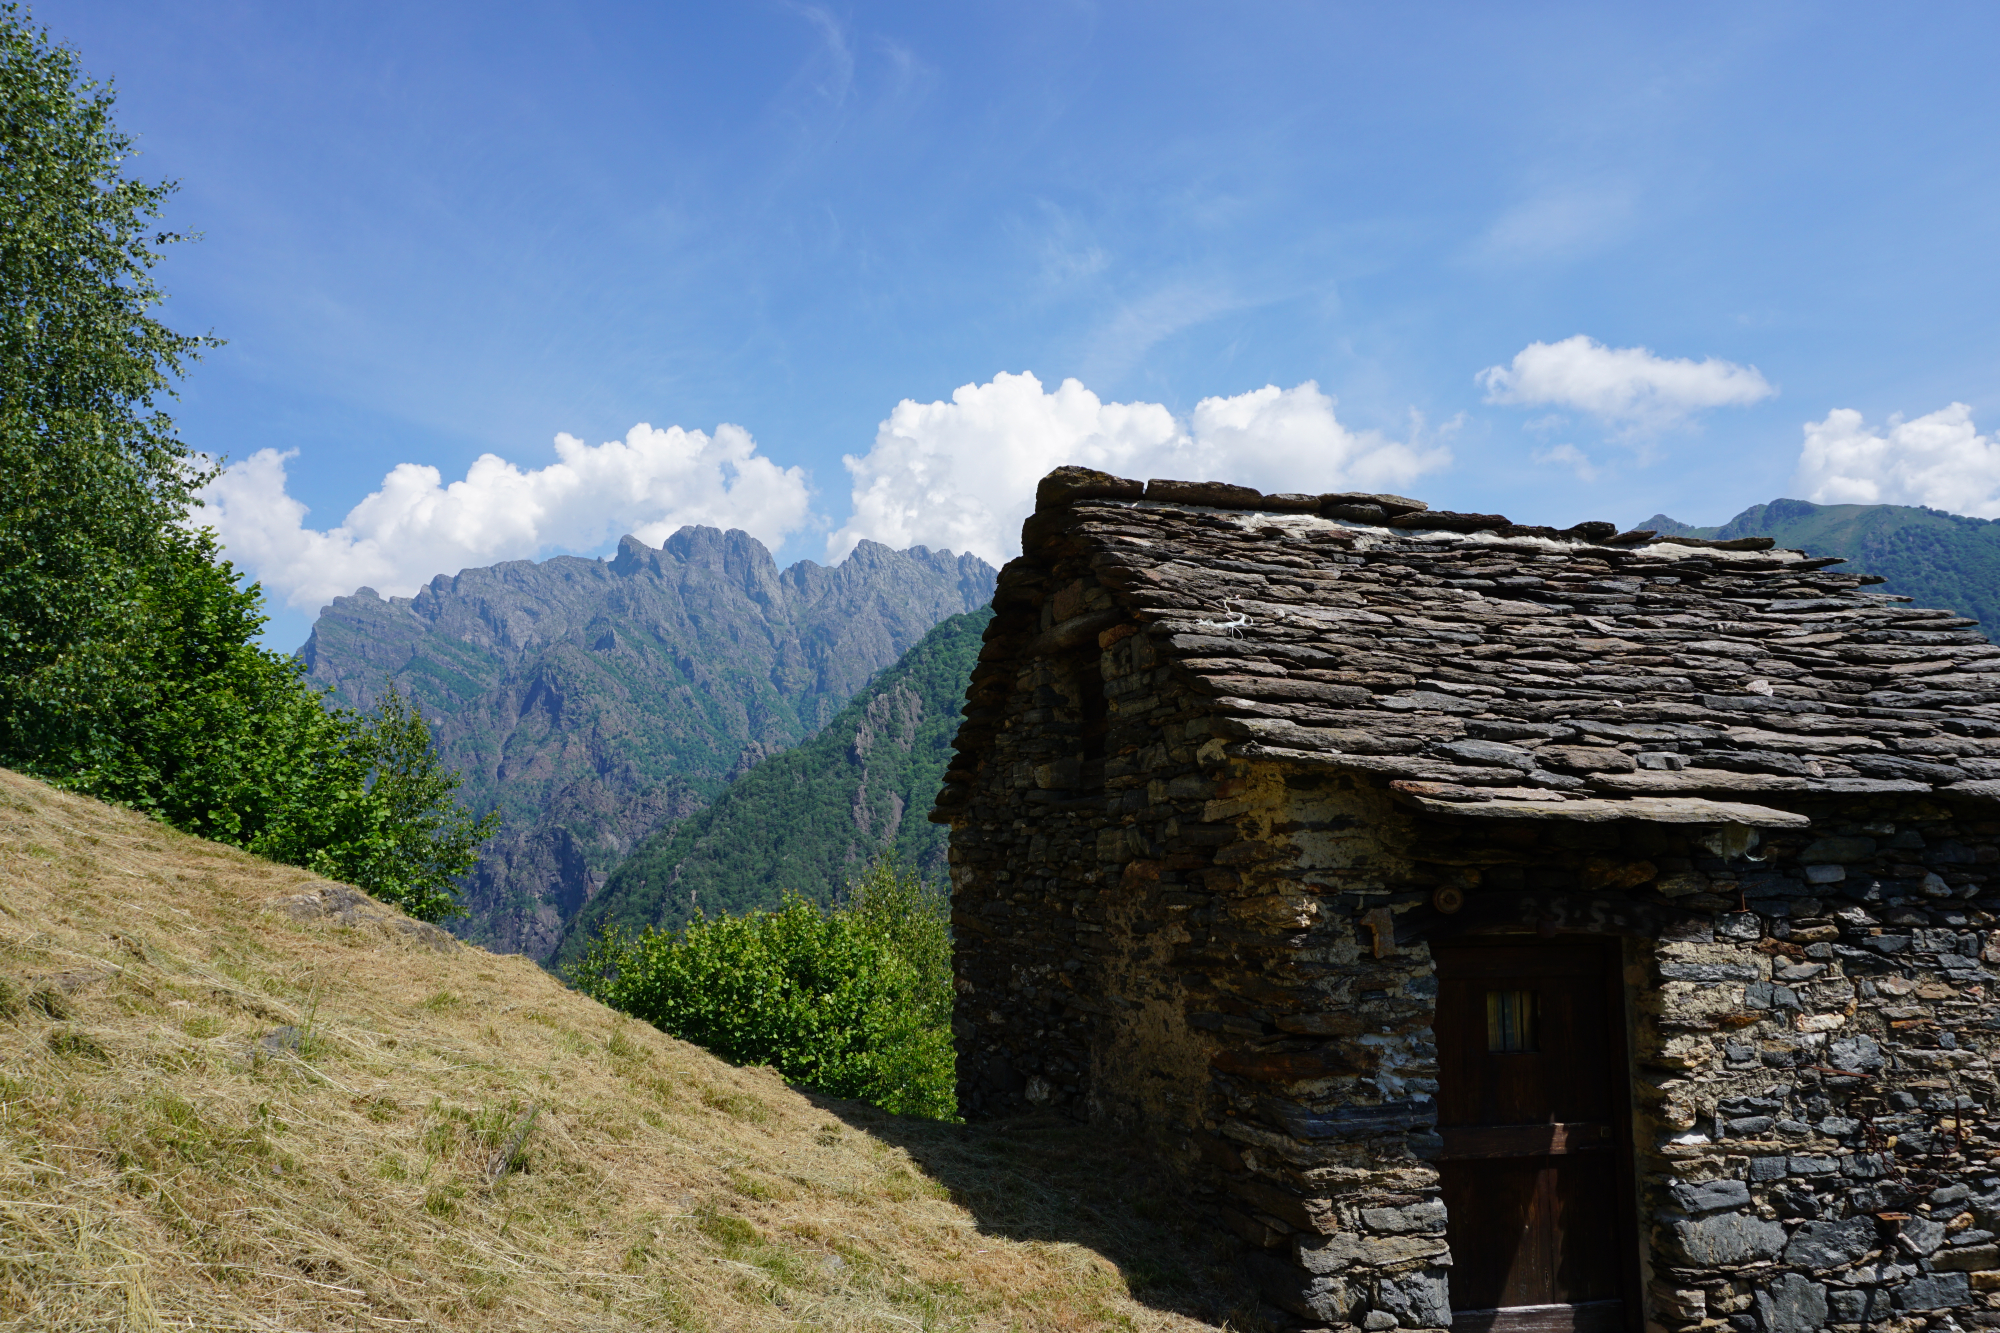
1373, 1268, 1451, 1328
1783, 1216, 1876, 1270
1242, 1251, 1353, 1323
1829, 1288, 1892, 1323
1663, 962, 1764, 982
1802, 836, 1878, 863
1672, 1179, 1752, 1213
1436, 738, 1538, 771
1143, 478, 1265, 509
1827, 1034, 1885, 1073
1895, 1271, 1971, 1311
1321, 490, 1427, 517
1674, 1211, 1787, 1265
1260, 1098, 1435, 1140
1899, 1217, 1948, 1256
1387, 509, 1510, 533
1360, 1200, 1448, 1234
1755, 1272, 1828, 1333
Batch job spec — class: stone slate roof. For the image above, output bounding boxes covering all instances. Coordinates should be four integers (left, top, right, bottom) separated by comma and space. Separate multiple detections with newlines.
949, 468, 2000, 823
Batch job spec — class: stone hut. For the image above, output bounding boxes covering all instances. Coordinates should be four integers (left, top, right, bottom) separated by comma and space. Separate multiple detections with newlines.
931, 468, 2000, 1333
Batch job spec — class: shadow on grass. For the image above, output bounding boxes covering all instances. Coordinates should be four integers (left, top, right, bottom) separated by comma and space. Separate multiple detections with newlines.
806, 1094, 1280, 1331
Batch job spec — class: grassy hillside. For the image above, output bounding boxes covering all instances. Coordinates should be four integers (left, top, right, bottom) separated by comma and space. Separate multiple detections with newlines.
556, 609, 991, 971
1639, 497, 2000, 636
0, 768, 1259, 1331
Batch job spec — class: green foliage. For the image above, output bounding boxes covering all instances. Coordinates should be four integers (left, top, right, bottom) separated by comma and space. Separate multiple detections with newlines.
55, 527, 496, 920
1641, 498, 2000, 639
0, 5, 217, 764
559, 608, 989, 969
567, 859, 956, 1120
62, 555, 498, 919
256, 680, 501, 923
0, 10, 495, 919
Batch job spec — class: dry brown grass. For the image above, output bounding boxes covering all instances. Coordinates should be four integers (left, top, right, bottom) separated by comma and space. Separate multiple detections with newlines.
0, 769, 1267, 1332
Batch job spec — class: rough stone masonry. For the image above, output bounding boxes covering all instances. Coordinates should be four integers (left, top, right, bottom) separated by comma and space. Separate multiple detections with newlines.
932, 467, 2000, 1333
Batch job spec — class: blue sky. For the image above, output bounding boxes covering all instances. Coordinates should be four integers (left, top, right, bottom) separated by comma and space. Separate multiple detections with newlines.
37, 1, 2000, 648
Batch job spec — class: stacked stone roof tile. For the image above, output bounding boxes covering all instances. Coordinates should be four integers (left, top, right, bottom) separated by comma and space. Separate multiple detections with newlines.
942, 467, 2000, 823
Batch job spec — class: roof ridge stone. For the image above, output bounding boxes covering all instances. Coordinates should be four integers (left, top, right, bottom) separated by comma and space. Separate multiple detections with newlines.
949, 467, 2000, 819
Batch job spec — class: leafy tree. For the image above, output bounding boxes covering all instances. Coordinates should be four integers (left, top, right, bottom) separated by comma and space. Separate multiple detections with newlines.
255, 678, 501, 923
0, 8, 496, 921
567, 859, 956, 1119
0, 3, 216, 766
49, 522, 498, 919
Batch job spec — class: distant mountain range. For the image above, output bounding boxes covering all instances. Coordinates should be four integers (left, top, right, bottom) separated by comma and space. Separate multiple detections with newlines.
301, 528, 995, 960
296, 495, 2000, 967
553, 606, 991, 971
1639, 498, 2000, 637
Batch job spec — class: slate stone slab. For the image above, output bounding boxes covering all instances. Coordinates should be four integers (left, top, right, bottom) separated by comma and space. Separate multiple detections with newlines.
1895, 1271, 1971, 1311
1782, 1216, 1877, 1269
1671, 1179, 1751, 1213
1755, 1273, 1828, 1333
1675, 1212, 1787, 1265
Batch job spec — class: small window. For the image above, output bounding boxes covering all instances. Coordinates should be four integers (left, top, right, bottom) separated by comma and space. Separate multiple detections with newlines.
1077, 653, 1110, 763
1486, 989, 1538, 1053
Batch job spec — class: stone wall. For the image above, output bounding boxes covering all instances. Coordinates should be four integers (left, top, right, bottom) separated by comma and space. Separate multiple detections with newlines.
944, 592, 2000, 1328
943, 559, 1222, 1128
1628, 801, 2000, 1333
941, 553, 2000, 1331
940, 550, 1481, 1326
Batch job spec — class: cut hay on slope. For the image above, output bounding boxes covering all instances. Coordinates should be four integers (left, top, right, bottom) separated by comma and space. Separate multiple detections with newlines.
0, 769, 1265, 1331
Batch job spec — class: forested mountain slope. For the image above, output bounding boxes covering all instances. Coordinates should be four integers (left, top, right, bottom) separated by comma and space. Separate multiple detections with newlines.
556, 607, 991, 970
1640, 498, 2000, 638
300, 528, 995, 960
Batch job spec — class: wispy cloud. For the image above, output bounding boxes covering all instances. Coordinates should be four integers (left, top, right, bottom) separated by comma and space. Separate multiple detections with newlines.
782, 3, 855, 109
1029, 199, 1109, 289
1078, 282, 1249, 385
1472, 184, 1637, 264
1534, 443, 1600, 482
1479, 335, 1775, 432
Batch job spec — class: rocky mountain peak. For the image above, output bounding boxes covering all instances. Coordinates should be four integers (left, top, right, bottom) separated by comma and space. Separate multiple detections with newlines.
301, 527, 996, 959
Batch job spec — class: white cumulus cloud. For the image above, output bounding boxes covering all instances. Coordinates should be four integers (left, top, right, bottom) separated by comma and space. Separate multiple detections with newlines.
1478, 335, 1775, 429
828, 371, 1449, 567
198, 423, 812, 610
1533, 443, 1599, 483
1792, 403, 2000, 518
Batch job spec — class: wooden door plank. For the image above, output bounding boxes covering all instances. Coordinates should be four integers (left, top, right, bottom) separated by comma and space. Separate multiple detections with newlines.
1451, 1299, 1625, 1333
1436, 1121, 1612, 1160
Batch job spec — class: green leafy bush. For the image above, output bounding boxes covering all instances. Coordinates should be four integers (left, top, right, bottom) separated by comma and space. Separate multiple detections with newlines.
238, 676, 499, 925
41, 532, 497, 919
568, 860, 955, 1119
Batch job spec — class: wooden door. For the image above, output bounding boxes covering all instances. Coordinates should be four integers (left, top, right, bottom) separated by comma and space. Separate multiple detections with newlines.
1432, 938, 1634, 1333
